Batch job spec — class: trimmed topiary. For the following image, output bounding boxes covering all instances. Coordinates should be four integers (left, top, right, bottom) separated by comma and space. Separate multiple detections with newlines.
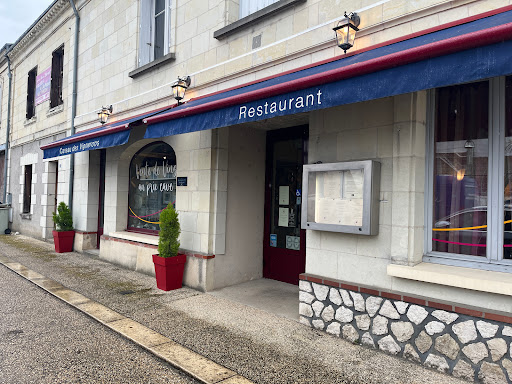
52, 202, 74, 232
158, 202, 180, 258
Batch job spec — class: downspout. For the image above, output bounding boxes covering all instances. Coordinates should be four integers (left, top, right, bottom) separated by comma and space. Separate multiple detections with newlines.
2, 53, 12, 203
68, 0, 79, 211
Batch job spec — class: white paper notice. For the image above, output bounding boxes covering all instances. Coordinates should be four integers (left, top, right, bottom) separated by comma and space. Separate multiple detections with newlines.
344, 170, 364, 199
315, 197, 363, 225
323, 172, 342, 199
278, 207, 289, 227
336, 199, 363, 226
279, 186, 289, 205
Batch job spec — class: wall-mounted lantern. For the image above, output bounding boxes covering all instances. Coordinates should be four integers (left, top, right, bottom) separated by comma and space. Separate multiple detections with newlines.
172, 76, 191, 105
98, 105, 113, 124
333, 12, 360, 53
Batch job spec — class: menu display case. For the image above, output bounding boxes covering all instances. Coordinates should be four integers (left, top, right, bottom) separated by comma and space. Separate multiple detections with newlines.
301, 160, 380, 235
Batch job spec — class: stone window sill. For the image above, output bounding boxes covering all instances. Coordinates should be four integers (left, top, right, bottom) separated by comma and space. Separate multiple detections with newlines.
387, 262, 512, 297
47, 103, 64, 117
24, 116, 37, 126
213, 0, 307, 40
110, 231, 158, 246
20, 213, 32, 220
128, 53, 176, 79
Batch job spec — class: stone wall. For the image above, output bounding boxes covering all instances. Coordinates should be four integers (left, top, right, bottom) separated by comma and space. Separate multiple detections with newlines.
300, 276, 512, 383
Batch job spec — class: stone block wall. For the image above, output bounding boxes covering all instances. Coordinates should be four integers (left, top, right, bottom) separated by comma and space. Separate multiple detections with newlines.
300, 275, 512, 383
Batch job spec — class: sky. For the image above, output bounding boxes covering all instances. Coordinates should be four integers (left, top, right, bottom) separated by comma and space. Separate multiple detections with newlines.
0, 0, 54, 47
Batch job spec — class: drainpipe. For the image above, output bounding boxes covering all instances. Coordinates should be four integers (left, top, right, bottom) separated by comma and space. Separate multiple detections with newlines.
2, 53, 12, 204
68, 0, 79, 212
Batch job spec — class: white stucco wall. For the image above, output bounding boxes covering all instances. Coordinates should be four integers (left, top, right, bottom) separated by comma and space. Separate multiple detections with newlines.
215, 125, 266, 289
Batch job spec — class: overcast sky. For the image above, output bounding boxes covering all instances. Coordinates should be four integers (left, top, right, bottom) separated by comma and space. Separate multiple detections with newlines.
0, 0, 54, 47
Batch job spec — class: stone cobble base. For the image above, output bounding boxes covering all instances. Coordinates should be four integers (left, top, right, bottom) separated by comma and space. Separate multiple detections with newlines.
299, 280, 512, 383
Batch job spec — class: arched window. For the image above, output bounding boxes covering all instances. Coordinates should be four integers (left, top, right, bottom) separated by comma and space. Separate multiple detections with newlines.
128, 142, 176, 233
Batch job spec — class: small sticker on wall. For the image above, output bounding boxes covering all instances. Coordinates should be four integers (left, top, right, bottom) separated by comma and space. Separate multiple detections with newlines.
270, 234, 277, 247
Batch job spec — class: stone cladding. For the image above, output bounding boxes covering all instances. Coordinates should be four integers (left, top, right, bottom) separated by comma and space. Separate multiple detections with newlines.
300, 279, 512, 383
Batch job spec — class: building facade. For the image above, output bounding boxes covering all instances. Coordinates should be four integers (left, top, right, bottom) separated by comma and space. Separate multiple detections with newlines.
2, 0, 512, 381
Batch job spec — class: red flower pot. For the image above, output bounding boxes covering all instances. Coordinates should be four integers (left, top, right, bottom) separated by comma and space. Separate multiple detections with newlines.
152, 253, 187, 291
52, 230, 75, 253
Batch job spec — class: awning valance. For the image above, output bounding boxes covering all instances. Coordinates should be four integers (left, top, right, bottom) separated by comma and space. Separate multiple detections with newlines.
41, 107, 172, 159
143, 6, 512, 139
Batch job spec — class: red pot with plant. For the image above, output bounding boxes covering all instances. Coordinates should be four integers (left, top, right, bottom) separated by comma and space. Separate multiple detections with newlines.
153, 203, 186, 291
52, 202, 75, 253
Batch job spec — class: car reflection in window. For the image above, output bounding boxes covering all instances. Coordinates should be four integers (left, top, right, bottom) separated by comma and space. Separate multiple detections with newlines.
434, 205, 512, 258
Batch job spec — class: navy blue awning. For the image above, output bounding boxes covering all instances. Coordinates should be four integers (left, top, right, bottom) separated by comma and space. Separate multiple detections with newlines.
42, 107, 173, 159
144, 7, 512, 138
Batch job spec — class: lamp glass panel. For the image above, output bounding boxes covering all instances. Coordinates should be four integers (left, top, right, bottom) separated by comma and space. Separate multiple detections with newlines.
99, 111, 108, 124
335, 25, 350, 47
348, 27, 357, 47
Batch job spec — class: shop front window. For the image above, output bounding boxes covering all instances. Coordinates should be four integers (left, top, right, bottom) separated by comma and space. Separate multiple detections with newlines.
432, 81, 489, 257
427, 77, 512, 271
128, 142, 176, 234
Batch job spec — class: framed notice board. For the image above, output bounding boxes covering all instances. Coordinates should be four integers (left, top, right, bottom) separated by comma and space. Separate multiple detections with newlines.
301, 160, 380, 235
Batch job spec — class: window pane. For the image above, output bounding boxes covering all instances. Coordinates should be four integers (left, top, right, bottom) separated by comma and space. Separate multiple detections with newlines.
239, 0, 279, 18
23, 165, 32, 214
128, 143, 176, 233
432, 81, 489, 257
155, 0, 165, 15
504, 77, 512, 259
154, 13, 165, 60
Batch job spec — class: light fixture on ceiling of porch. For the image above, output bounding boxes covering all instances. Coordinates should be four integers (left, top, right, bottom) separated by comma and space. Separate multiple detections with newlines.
172, 76, 191, 105
333, 12, 360, 53
98, 105, 113, 124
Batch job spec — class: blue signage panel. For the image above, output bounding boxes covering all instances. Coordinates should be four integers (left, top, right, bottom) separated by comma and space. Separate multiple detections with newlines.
145, 39, 512, 140
43, 130, 131, 159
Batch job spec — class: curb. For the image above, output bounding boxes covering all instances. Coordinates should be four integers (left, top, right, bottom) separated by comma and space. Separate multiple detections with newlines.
0, 254, 254, 384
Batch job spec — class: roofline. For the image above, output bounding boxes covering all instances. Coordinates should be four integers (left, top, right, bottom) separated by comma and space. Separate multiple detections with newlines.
5, 0, 62, 56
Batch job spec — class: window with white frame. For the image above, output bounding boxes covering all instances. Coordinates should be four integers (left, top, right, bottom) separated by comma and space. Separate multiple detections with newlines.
239, 0, 279, 18
426, 76, 512, 272
138, 0, 173, 66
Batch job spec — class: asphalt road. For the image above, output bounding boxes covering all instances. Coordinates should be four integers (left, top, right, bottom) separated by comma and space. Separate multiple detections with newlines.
0, 265, 199, 384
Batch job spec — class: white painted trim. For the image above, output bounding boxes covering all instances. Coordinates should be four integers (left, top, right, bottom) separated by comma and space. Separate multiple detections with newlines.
108, 230, 158, 246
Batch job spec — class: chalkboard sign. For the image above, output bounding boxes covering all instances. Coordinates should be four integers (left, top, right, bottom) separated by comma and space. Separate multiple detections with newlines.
177, 177, 188, 186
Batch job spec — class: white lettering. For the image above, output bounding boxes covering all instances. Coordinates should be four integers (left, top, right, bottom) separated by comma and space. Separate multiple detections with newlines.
237, 89, 323, 120
239, 106, 247, 119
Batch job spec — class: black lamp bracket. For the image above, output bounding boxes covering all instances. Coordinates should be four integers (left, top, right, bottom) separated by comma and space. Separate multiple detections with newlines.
344, 12, 360, 28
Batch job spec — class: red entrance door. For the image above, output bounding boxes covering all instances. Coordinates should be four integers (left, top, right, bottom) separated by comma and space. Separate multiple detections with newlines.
263, 126, 307, 285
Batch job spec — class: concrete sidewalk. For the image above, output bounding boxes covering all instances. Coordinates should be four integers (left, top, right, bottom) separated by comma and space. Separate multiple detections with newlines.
0, 234, 466, 384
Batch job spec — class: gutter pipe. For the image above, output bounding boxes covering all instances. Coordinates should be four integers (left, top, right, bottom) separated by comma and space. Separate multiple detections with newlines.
68, 0, 79, 211
2, 53, 12, 203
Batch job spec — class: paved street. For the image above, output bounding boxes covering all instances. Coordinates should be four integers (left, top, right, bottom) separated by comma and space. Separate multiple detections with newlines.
0, 265, 199, 384
0, 235, 468, 384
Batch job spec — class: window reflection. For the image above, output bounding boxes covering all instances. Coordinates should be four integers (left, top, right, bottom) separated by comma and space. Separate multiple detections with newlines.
504, 76, 512, 259
432, 81, 489, 257
128, 142, 176, 233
